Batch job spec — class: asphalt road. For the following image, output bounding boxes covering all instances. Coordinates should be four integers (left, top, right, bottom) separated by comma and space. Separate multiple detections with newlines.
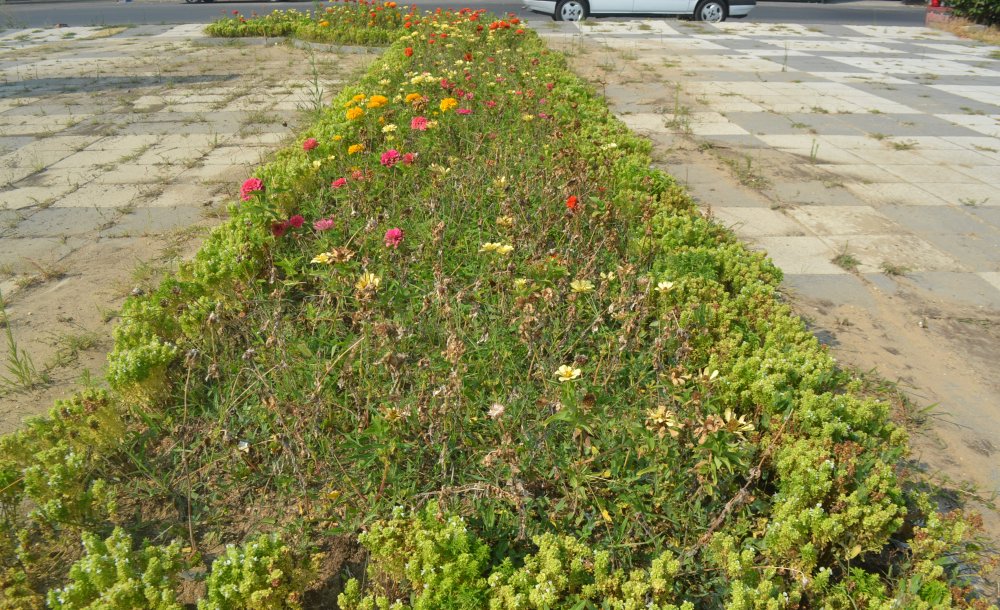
2, 0, 926, 29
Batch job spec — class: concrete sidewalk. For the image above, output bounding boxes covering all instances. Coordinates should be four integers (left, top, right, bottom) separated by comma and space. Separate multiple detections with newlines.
0, 25, 376, 431
537, 19, 1000, 541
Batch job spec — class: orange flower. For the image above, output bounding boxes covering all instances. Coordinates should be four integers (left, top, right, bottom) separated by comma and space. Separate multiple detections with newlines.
404, 47, 413, 57
346, 107, 364, 120
566, 195, 578, 212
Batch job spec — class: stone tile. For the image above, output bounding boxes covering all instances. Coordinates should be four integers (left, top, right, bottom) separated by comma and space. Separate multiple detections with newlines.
12, 207, 117, 238
979, 271, 1000, 293
710, 207, 806, 238
814, 164, 904, 183
0, 236, 87, 272
915, 182, 999, 206
844, 182, 948, 206
819, 234, 967, 274
100, 206, 208, 237
754, 236, 845, 274
54, 183, 147, 209
950, 165, 1000, 186
0, 184, 77, 210
881, 164, 987, 184
786, 205, 899, 235
92, 164, 183, 185
907, 272, 1000, 309
782, 272, 876, 309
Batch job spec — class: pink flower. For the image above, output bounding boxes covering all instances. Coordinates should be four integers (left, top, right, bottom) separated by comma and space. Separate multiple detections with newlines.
313, 218, 334, 231
410, 116, 429, 131
456, 108, 472, 115
240, 177, 264, 202
288, 215, 304, 229
538, 112, 549, 120
384, 227, 403, 248
380, 149, 401, 167
331, 177, 347, 189
402, 152, 417, 165
486, 100, 497, 108
351, 169, 365, 181
303, 138, 318, 151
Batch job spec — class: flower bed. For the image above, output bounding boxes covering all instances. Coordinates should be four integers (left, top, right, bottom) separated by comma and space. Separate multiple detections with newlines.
205, 0, 417, 45
0, 7, 994, 609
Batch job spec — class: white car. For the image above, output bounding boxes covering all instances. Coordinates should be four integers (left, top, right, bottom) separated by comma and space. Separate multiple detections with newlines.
524, 0, 754, 22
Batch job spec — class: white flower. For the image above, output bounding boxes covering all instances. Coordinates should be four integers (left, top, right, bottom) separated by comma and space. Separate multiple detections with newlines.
555, 365, 581, 382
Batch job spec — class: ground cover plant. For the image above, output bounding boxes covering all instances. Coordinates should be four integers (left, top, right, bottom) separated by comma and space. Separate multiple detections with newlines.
205, 0, 416, 45
1, 5, 996, 609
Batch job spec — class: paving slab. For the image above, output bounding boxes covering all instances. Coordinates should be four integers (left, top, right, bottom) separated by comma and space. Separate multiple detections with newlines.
0, 25, 378, 434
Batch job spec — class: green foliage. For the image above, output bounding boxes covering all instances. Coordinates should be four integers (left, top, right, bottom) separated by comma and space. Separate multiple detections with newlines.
199, 534, 316, 610
46, 528, 183, 610
204, 1, 413, 45
340, 506, 696, 610
0, 9, 994, 610
947, 0, 1000, 25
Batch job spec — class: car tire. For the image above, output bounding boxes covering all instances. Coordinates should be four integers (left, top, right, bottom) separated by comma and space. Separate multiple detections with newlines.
694, 0, 727, 22
554, 0, 588, 21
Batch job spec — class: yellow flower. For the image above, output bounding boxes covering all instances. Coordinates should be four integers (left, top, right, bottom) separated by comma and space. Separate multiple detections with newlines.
346, 107, 364, 121
318, 19, 329, 27
481, 242, 513, 255
439, 97, 458, 112
656, 280, 674, 293
382, 124, 397, 133
405, 92, 423, 104
522, 114, 535, 122
600, 271, 616, 282
367, 95, 389, 109
355, 272, 381, 293
570, 279, 594, 294
513, 278, 529, 291
555, 365, 582, 382
352, 93, 366, 103
333, 135, 343, 141
311, 252, 333, 264
348, 143, 365, 155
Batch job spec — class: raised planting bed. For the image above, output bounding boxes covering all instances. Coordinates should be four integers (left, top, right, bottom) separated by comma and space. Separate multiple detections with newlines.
1, 4, 995, 609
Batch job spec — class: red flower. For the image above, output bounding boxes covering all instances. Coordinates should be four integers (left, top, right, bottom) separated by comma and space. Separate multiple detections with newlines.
288, 215, 305, 229
331, 177, 348, 189
384, 227, 403, 248
380, 149, 401, 167
404, 47, 413, 57
566, 195, 578, 212
302, 138, 318, 151
271, 221, 289, 237
240, 177, 264, 202
402, 152, 417, 165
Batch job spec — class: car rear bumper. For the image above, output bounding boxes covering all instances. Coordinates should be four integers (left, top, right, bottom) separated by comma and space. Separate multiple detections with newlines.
524, 0, 556, 15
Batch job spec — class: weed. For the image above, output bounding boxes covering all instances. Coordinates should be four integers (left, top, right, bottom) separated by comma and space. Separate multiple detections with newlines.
832, 244, 860, 271
881, 261, 908, 276
720, 153, 770, 189
890, 140, 917, 151
0, 291, 48, 393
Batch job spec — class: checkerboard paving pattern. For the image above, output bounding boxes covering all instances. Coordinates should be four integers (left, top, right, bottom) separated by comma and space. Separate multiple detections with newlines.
547, 19, 1000, 298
